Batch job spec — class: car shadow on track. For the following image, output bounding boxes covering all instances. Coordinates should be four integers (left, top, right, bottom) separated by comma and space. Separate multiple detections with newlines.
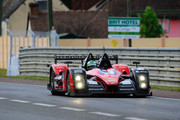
50, 93, 150, 99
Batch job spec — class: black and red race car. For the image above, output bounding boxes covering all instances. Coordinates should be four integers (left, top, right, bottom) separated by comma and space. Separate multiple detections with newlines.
47, 53, 152, 97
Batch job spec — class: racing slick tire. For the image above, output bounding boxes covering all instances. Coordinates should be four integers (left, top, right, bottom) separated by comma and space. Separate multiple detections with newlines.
50, 80, 65, 96
50, 78, 60, 95
65, 74, 75, 97
49, 68, 65, 96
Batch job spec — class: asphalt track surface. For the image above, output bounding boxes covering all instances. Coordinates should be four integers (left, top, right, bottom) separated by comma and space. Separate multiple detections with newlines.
0, 82, 180, 120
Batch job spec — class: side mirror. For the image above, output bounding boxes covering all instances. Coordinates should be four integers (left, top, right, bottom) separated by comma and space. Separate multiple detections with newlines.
133, 61, 140, 68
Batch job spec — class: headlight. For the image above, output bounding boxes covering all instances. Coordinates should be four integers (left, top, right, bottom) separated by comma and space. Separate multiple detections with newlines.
75, 75, 81, 81
139, 75, 146, 81
76, 82, 83, 89
74, 74, 85, 89
138, 74, 147, 89
140, 83, 147, 89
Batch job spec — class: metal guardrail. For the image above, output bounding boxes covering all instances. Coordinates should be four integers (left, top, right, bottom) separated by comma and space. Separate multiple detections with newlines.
19, 47, 180, 87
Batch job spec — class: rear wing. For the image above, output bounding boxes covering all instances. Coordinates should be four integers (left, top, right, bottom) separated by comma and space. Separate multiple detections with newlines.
54, 54, 118, 64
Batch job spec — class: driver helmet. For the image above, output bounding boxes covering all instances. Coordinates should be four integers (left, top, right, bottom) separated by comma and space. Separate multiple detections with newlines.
87, 60, 96, 70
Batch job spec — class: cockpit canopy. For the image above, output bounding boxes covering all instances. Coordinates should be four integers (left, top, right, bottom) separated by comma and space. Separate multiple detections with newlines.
82, 53, 112, 70
97, 53, 112, 69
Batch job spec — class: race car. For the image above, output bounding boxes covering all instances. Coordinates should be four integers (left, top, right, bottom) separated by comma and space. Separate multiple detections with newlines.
47, 53, 152, 97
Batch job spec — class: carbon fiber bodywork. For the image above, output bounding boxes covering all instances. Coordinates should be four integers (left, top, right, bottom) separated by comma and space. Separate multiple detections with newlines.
47, 53, 152, 97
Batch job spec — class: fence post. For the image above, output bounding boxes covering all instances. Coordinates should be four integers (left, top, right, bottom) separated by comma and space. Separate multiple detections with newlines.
7, 29, 13, 65
56, 32, 59, 47
28, 30, 36, 47
7, 29, 13, 75
50, 27, 58, 47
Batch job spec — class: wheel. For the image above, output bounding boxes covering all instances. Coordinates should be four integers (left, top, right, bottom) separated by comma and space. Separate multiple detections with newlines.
65, 75, 71, 96
49, 68, 59, 95
51, 90, 59, 95
65, 74, 76, 96
50, 81, 60, 95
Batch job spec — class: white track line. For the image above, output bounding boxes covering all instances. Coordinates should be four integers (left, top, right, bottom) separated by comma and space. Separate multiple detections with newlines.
124, 117, 147, 120
59, 107, 86, 112
89, 112, 120, 117
0, 97, 8, 100
1, 82, 180, 101
33, 103, 56, 107
10, 99, 30, 103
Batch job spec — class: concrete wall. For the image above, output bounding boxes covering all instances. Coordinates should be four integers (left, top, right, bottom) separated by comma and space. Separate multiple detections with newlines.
1, 36, 179, 69
18, 47, 180, 87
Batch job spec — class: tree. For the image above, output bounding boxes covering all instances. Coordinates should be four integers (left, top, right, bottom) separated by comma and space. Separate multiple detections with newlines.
139, 6, 164, 38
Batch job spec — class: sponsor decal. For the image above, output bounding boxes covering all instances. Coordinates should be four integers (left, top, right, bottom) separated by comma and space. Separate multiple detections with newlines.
121, 80, 131, 85
99, 69, 117, 75
88, 80, 98, 85
107, 80, 117, 85
120, 88, 134, 91
89, 88, 104, 91
74, 70, 83, 74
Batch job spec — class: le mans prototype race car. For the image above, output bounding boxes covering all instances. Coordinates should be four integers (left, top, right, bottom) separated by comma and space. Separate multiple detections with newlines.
47, 53, 152, 97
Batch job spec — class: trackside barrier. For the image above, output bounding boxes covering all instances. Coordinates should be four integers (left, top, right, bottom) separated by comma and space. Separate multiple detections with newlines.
19, 47, 180, 87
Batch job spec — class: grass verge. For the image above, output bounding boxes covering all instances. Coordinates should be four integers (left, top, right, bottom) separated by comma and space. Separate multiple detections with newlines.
151, 85, 180, 92
0, 69, 48, 81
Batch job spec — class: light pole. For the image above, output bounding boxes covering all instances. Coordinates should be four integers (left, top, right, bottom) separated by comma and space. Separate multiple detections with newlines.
127, 0, 131, 47
48, 0, 53, 32
0, 0, 3, 36
48, 0, 53, 46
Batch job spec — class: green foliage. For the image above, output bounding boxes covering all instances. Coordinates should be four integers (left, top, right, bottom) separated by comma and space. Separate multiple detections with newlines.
7, 76, 49, 81
0, 69, 49, 81
139, 6, 164, 38
151, 85, 180, 92
0, 69, 7, 77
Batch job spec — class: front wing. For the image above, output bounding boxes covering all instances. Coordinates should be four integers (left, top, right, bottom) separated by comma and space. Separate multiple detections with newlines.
70, 79, 152, 96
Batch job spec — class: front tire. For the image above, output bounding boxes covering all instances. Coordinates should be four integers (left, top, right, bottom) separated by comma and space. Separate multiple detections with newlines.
49, 68, 59, 95
51, 90, 59, 95
65, 75, 71, 96
65, 75, 75, 97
